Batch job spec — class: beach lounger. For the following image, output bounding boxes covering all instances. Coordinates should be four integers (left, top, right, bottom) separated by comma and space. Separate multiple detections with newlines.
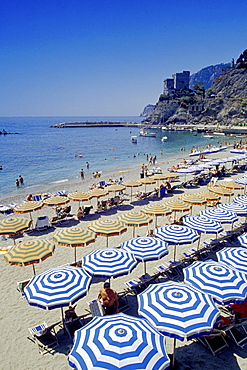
35, 216, 50, 231
27, 321, 60, 355
33, 195, 42, 201
88, 300, 105, 317
197, 332, 229, 355
225, 323, 247, 348
17, 279, 30, 297
56, 190, 68, 196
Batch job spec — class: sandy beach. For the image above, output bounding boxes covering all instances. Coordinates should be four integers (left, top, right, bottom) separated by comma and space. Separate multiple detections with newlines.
1, 148, 247, 370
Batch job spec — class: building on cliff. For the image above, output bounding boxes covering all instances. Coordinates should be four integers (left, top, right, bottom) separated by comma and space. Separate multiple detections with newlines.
163, 71, 190, 95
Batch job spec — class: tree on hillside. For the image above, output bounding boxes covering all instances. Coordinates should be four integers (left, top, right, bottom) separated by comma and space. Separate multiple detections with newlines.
193, 82, 205, 98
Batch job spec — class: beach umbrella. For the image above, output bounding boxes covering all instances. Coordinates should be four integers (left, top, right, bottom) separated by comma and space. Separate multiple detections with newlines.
184, 260, 247, 304
178, 194, 207, 214
68, 313, 170, 370
43, 195, 69, 215
238, 233, 247, 248
0, 217, 31, 244
68, 191, 92, 207
195, 191, 221, 202
81, 248, 138, 279
216, 247, 247, 275
122, 180, 141, 200
106, 184, 126, 195
235, 177, 247, 192
163, 199, 191, 220
138, 281, 219, 369
13, 201, 43, 222
233, 194, 247, 206
200, 208, 238, 225
141, 204, 171, 228
149, 174, 170, 186
3, 239, 55, 275
162, 173, 180, 180
220, 181, 244, 191
88, 219, 127, 247
217, 202, 247, 216
118, 211, 153, 237
53, 227, 96, 262
183, 215, 223, 249
138, 177, 156, 192
88, 188, 109, 199
155, 224, 199, 260
208, 186, 234, 201
121, 236, 168, 274
176, 167, 201, 181
24, 265, 92, 310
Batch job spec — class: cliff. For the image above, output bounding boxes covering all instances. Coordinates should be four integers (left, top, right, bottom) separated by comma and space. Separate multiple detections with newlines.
142, 55, 247, 126
140, 104, 155, 117
189, 63, 230, 91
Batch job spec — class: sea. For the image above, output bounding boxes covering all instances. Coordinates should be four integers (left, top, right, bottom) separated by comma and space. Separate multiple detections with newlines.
0, 116, 234, 200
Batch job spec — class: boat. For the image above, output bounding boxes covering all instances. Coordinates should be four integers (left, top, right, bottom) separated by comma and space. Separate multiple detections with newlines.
213, 132, 225, 136
131, 136, 137, 143
139, 129, 156, 137
203, 134, 213, 138
161, 136, 168, 142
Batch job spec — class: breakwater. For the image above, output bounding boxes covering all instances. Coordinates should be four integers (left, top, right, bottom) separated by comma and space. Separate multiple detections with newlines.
51, 121, 142, 128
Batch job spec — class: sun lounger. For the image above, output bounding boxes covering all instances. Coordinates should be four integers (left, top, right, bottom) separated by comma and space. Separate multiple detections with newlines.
88, 300, 105, 317
33, 195, 42, 201
35, 216, 50, 231
27, 321, 60, 355
17, 279, 31, 297
64, 317, 83, 341
225, 323, 247, 348
197, 332, 229, 355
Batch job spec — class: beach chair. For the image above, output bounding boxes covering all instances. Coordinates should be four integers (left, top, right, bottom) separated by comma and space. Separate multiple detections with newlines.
27, 322, 60, 355
64, 317, 83, 341
225, 323, 247, 348
17, 279, 30, 297
56, 190, 68, 196
35, 216, 50, 231
197, 332, 229, 355
33, 194, 42, 201
88, 300, 105, 317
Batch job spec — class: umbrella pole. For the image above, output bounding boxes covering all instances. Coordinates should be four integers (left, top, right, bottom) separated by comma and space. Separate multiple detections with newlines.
32, 264, 36, 275
197, 233, 201, 250
106, 236, 109, 248
173, 245, 177, 260
61, 307, 65, 331
133, 227, 135, 238
144, 260, 147, 275
172, 338, 177, 370
74, 247, 77, 263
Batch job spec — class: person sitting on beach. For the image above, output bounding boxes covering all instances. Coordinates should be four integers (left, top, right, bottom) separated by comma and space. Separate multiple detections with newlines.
77, 206, 85, 219
26, 194, 33, 201
98, 282, 119, 315
65, 305, 78, 322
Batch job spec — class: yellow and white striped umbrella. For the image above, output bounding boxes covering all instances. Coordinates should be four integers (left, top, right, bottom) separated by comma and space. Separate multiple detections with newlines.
88, 188, 109, 199
141, 204, 172, 227
3, 239, 55, 274
88, 219, 127, 247
43, 195, 69, 207
118, 212, 153, 237
68, 191, 92, 203
14, 201, 43, 221
0, 217, 31, 237
53, 226, 96, 261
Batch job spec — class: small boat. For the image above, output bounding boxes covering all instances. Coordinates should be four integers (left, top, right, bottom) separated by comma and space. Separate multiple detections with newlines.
203, 134, 213, 138
131, 136, 137, 143
161, 136, 168, 142
213, 132, 225, 136
139, 129, 156, 137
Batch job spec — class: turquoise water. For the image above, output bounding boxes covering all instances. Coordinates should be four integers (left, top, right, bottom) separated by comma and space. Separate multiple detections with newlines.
0, 116, 232, 197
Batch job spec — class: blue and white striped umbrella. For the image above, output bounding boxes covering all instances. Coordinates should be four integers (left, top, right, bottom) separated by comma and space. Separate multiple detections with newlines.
233, 195, 247, 206
184, 260, 247, 304
183, 215, 223, 234
155, 224, 199, 259
68, 313, 170, 370
238, 233, 247, 248
138, 281, 219, 341
81, 248, 138, 279
24, 266, 92, 309
121, 236, 168, 274
217, 202, 247, 216
200, 208, 238, 224
216, 247, 247, 275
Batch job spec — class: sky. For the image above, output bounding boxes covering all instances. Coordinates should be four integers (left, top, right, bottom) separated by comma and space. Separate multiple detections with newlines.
0, 0, 247, 116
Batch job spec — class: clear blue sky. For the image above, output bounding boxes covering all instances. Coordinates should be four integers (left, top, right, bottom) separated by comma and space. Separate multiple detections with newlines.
0, 0, 247, 116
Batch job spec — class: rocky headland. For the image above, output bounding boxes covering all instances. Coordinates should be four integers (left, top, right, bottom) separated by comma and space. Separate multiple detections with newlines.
142, 50, 247, 127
